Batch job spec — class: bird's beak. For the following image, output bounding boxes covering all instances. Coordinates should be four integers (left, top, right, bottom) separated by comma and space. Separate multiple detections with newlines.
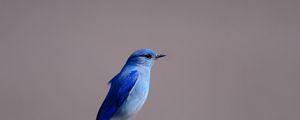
155, 54, 166, 59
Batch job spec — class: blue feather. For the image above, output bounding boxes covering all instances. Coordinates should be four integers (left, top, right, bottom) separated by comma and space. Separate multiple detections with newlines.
96, 71, 138, 120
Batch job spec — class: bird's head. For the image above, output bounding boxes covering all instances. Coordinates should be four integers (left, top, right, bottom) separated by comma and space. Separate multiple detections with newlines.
126, 48, 166, 67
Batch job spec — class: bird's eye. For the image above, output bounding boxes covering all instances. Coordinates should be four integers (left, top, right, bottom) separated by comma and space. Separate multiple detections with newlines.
144, 54, 152, 59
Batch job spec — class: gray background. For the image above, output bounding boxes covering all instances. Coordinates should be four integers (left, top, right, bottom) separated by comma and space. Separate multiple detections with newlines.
0, 0, 299, 120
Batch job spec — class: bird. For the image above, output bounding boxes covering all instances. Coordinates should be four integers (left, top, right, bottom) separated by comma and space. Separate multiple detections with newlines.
96, 48, 166, 120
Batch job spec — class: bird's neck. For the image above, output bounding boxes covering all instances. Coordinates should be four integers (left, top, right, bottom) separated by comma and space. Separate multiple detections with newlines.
121, 63, 152, 74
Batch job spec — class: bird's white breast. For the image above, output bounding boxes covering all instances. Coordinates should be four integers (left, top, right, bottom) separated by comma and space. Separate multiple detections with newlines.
112, 70, 150, 119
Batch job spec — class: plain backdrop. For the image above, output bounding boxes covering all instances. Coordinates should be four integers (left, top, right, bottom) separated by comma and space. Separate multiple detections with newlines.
0, 0, 300, 120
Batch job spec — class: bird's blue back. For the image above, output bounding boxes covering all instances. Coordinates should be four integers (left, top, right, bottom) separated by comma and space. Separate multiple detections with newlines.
96, 70, 139, 120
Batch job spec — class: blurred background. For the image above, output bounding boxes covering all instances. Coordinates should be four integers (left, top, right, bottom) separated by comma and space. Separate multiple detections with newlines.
0, 0, 299, 120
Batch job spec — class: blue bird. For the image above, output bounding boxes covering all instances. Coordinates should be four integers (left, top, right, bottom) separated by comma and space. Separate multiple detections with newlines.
96, 48, 165, 120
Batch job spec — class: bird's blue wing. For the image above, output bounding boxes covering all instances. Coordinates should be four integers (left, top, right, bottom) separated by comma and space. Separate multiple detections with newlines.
96, 70, 139, 120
